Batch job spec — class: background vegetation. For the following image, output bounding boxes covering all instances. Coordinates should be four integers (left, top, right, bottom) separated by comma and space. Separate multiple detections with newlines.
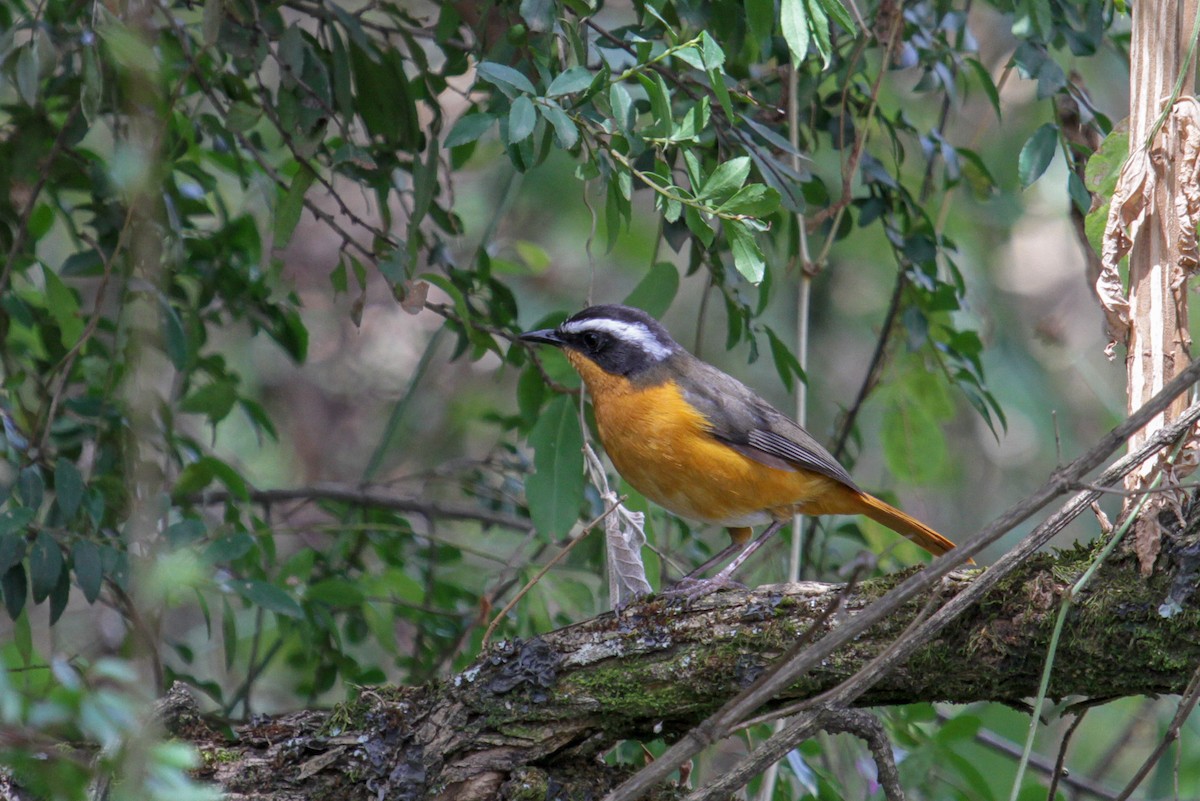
0, 0, 1194, 799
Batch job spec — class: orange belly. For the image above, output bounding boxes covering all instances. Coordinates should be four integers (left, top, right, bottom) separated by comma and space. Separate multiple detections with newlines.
568, 354, 838, 526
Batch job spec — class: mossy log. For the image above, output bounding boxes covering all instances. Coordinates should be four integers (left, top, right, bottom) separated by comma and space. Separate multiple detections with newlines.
165, 538, 1200, 801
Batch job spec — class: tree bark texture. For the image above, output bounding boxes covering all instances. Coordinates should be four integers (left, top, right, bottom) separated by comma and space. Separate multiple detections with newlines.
161, 538, 1200, 801
1125, 0, 1198, 450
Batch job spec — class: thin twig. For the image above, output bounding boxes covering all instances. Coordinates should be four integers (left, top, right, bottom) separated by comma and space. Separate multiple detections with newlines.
831, 270, 908, 460
481, 500, 623, 647
191, 483, 534, 532
36, 213, 133, 456
1047, 712, 1089, 801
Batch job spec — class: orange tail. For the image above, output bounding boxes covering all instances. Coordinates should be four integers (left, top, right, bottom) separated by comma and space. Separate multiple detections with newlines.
847, 490, 966, 561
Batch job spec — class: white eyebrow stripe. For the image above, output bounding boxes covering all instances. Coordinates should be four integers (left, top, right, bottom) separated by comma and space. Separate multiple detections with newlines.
561, 318, 674, 361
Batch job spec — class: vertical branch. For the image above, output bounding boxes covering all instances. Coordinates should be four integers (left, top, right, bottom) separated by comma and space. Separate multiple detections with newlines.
1119, 0, 1200, 574
1125, 0, 1198, 453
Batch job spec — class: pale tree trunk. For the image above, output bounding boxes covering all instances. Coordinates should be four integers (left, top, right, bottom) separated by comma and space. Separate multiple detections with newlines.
1125, 0, 1198, 447
1098, 0, 1200, 574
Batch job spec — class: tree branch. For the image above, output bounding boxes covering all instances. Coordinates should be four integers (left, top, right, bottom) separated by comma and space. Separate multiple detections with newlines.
164, 537, 1200, 800
190, 483, 533, 532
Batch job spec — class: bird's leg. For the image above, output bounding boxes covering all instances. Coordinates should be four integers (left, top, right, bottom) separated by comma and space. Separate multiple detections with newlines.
681, 541, 743, 580
706, 519, 786, 584
665, 520, 787, 600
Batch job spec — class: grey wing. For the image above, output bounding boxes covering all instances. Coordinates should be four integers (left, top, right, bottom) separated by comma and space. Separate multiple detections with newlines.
680, 357, 858, 488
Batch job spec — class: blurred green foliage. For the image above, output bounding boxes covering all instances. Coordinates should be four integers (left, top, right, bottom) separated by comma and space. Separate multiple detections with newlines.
0, 0, 1195, 799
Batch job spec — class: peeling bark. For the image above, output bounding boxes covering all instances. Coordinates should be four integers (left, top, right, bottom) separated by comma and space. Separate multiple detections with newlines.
153, 538, 1200, 801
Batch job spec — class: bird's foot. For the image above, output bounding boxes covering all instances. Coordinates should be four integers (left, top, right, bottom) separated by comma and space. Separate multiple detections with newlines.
660, 574, 746, 603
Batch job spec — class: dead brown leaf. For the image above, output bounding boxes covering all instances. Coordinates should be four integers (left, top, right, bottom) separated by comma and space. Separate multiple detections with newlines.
1096, 97, 1200, 356
1134, 512, 1163, 577
400, 279, 430, 314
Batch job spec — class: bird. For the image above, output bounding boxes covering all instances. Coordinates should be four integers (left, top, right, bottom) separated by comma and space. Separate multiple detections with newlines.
519, 303, 961, 594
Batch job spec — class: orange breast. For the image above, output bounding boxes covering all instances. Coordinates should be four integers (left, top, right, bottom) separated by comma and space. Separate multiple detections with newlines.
568, 353, 838, 526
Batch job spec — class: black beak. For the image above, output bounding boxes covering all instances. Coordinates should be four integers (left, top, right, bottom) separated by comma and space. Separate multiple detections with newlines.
519, 328, 565, 347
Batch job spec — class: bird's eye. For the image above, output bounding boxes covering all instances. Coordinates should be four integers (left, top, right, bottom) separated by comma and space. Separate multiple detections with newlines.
581, 331, 604, 351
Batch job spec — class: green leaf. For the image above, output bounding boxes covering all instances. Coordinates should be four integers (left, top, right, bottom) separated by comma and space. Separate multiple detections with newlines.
637, 71, 673, 138
330, 259, 348, 294
746, 0, 775, 52
1067, 171, 1090, 214
765, 325, 806, 392
30, 531, 63, 604
539, 102, 579, 149
445, 113, 495, 148
965, 58, 1001, 119
224, 101, 261, 133
605, 177, 631, 251
476, 61, 536, 96
699, 156, 752, 204
2, 565, 26, 621
0, 535, 25, 574
42, 264, 84, 349
72, 540, 103, 604
174, 456, 248, 500
350, 44, 419, 148
514, 240, 551, 272
55, 458, 84, 520
1018, 123, 1058, 187
609, 83, 634, 133
17, 465, 43, 510
780, 0, 811, 64
1026, 0, 1053, 37
48, 565, 69, 624
82, 44, 103, 123
180, 380, 238, 423
519, 0, 555, 31
16, 44, 39, 106
274, 165, 316, 244
159, 295, 190, 370
517, 366, 547, 427
235, 579, 303, 619
166, 519, 207, 548
804, 0, 832, 67
706, 65, 734, 121
61, 249, 104, 277
27, 204, 54, 242
546, 66, 593, 97
724, 220, 766, 284
816, 0, 856, 32
684, 205, 715, 247
718, 183, 782, 217
526, 395, 585, 538
0, 509, 35, 538
329, 27, 354, 119
697, 31, 726, 69
624, 262, 680, 318
306, 578, 365, 606
1084, 129, 1128, 258
202, 0, 223, 47
507, 95, 537, 144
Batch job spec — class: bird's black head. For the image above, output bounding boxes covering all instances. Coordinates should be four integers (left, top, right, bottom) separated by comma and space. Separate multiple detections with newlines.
519, 304, 681, 378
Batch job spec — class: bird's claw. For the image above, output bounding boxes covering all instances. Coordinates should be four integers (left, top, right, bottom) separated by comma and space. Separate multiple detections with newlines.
660, 574, 746, 603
